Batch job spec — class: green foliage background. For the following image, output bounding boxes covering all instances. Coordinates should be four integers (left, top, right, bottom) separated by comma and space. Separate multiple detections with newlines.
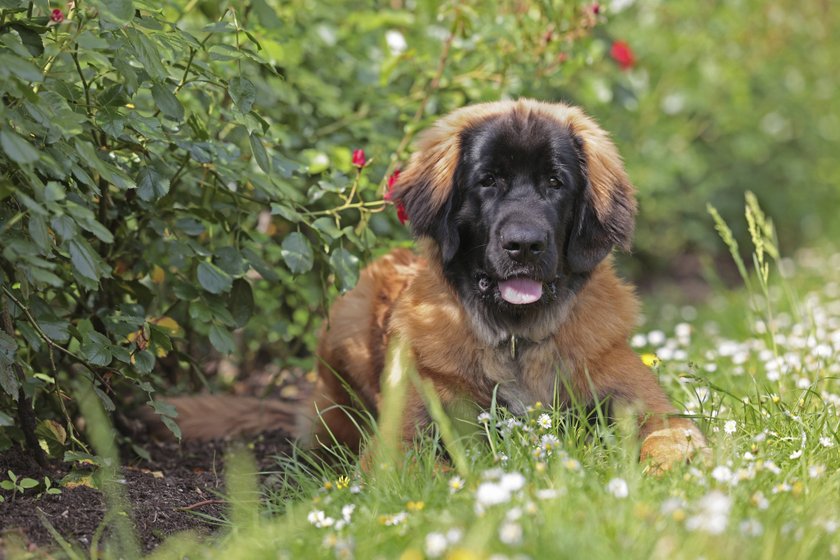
0, 0, 838, 459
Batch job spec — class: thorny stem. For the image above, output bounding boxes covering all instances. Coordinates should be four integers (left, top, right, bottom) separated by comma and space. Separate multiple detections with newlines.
1, 293, 48, 467
381, 18, 461, 192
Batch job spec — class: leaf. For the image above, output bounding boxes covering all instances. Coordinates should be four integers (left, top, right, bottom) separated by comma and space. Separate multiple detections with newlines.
197, 262, 233, 294
330, 248, 360, 292
249, 132, 271, 173
151, 82, 185, 122
1, 129, 39, 164
19, 478, 39, 489
228, 77, 256, 113
161, 415, 181, 440
133, 350, 155, 374
208, 324, 235, 354
229, 279, 254, 328
270, 202, 302, 223
281, 232, 313, 275
94, 386, 115, 412
68, 239, 102, 282
136, 167, 171, 201
311, 217, 343, 243
125, 28, 167, 81
0, 332, 19, 400
81, 331, 113, 367
92, 0, 135, 25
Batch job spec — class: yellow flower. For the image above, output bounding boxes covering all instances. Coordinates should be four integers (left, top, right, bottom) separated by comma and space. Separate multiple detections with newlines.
641, 353, 659, 367
406, 500, 425, 512
336, 476, 350, 490
323, 481, 333, 491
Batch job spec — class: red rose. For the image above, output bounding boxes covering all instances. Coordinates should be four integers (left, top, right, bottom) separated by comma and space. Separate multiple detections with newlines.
591, 3, 600, 15
351, 149, 366, 168
396, 202, 408, 225
50, 8, 64, 22
383, 169, 408, 224
610, 41, 635, 70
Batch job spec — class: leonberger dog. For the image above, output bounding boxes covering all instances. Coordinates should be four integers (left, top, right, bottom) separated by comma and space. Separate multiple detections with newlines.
165, 99, 706, 472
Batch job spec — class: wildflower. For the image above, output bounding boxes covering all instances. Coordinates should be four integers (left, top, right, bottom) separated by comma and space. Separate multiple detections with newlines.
751, 491, 769, 510
724, 420, 737, 435
477, 412, 492, 424
540, 434, 561, 454
495, 452, 509, 464
449, 476, 465, 494
446, 528, 463, 544
349, 484, 361, 494
536, 488, 560, 500
50, 8, 64, 22
606, 478, 629, 499
685, 491, 732, 535
589, 3, 601, 15
425, 532, 448, 558
537, 413, 552, 430
341, 504, 355, 524
647, 330, 665, 346
562, 458, 581, 471
335, 476, 350, 490
499, 472, 526, 493
498, 521, 523, 545
819, 436, 834, 448
407, 501, 425, 512
640, 353, 659, 367
711, 466, 733, 484
351, 149, 366, 168
476, 482, 512, 509
809, 464, 826, 478
379, 512, 408, 526
790, 449, 803, 460
385, 30, 407, 55
308, 510, 336, 528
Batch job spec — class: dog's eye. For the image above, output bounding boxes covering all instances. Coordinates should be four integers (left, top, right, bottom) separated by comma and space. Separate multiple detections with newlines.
479, 175, 497, 188
547, 176, 563, 189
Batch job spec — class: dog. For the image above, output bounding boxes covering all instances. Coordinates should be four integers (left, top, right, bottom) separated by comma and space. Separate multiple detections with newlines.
164, 99, 706, 472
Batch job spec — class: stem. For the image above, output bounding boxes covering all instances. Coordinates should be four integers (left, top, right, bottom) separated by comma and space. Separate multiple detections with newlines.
381, 18, 461, 191
1, 294, 48, 468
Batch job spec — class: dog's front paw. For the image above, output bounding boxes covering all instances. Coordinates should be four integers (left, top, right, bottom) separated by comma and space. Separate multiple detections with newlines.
640, 427, 710, 475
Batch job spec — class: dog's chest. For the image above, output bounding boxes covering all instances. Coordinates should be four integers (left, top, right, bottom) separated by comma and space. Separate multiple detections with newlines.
475, 337, 566, 414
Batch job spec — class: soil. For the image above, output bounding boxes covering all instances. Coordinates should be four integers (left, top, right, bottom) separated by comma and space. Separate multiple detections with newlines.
0, 427, 294, 554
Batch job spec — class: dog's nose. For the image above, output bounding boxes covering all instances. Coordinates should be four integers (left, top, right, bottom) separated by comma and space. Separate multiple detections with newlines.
501, 224, 546, 263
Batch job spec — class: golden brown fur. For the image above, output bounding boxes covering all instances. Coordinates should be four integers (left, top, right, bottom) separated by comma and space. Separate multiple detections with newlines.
306, 99, 706, 470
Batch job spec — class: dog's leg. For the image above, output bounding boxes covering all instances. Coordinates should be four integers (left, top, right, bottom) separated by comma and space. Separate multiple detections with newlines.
581, 343, 709, 474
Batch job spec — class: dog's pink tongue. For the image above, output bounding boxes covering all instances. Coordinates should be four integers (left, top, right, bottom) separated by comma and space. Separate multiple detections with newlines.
498, 279, 543, 305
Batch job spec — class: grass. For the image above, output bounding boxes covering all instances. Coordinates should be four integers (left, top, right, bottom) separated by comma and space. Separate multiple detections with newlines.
27, 200, 840, 559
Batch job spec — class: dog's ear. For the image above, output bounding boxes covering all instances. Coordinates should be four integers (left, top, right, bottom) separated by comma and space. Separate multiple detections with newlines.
392, 122, 463, 263
565, 112, 637, 274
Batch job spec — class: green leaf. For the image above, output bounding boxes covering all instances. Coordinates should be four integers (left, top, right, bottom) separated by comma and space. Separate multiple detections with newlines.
19, 478, 39, 489
81, 331, 113, 367
133, 350, 155, 374
330, 248, 360, 292
311, 217, 343, 243
0, 332, 20, 400
94, 386, 116, 412
281, 232, 314, 275
208, 324, 235, 354
151, 82, 185, 122
197, 262, 233, 294
125, 28, 167, 81
92, 0, 134, 24
1, 129, 39, 164
161, 415, 181, 440
228, 77, 256, 113
270, 202, 303, 223
229, 279, 254, 328
249, 132, 271, 173
68, 239, 102, 282
136, 167, 171, 201
0, 53, 43, 83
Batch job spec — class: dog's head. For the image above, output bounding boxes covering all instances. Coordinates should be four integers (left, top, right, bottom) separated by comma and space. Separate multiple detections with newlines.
394, 100, 636, 332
